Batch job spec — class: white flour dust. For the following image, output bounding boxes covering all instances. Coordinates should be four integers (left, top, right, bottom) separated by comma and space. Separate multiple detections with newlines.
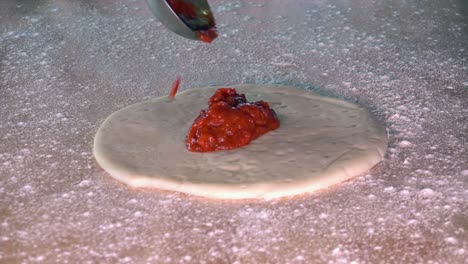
0, 0, 467, 263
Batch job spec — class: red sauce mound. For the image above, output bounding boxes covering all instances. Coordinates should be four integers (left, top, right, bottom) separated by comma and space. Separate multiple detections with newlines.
187, 88, 280, 152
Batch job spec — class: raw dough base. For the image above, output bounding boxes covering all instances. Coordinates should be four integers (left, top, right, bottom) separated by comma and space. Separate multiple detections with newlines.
93, 84, 387, 199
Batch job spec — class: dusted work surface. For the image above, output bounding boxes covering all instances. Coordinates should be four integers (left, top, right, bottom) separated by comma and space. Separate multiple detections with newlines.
1, 0, 467, 263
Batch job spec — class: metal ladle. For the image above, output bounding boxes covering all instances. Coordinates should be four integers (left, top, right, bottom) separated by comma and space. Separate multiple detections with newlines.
146, 0, 216, 41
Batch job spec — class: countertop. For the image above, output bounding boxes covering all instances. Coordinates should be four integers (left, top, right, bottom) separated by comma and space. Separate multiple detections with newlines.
1, 0, 467, 263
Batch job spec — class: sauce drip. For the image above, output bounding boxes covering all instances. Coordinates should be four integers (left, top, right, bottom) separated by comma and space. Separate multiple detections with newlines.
168, 76, 181, 99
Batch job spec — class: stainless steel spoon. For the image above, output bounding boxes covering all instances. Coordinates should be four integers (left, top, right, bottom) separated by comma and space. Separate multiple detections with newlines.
146, 0, 217, 42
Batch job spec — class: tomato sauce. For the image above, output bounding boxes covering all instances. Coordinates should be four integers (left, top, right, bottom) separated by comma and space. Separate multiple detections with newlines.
196, 28, 218, 43
166, 0, 198, 19
187, 88, 280, 152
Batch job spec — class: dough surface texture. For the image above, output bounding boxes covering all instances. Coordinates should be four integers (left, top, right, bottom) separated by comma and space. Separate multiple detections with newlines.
93, 85, 387, 199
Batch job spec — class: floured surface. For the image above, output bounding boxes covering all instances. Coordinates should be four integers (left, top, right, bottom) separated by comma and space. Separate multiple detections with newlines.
1, 0, 468, 263
94, 85, 387, 199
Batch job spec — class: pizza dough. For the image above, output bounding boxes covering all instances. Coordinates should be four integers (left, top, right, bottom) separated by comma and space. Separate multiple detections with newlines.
93, 84, 387, 199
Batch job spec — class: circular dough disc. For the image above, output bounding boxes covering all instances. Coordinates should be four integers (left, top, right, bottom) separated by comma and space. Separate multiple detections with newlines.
93, 84, 387, 199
